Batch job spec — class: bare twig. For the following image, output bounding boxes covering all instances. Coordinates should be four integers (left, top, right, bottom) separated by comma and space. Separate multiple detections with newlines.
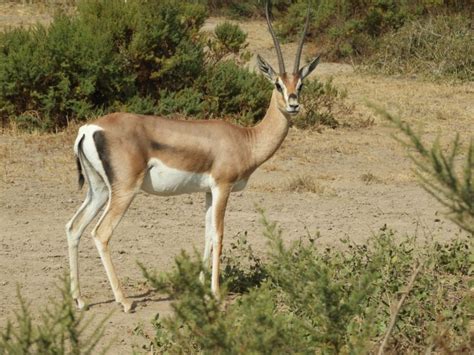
377, 262, 423, 355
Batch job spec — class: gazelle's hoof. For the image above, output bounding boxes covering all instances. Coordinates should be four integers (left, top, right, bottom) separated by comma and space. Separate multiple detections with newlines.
121, 298, 134, 313
74, 297, 87, 310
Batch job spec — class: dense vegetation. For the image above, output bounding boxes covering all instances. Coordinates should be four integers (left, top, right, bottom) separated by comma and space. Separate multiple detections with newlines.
0, 0, 271, 130
0, 0, 351, 131
138, 224, 471, 353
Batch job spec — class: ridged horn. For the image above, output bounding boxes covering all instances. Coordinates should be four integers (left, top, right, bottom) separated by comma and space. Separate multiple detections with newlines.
293, 3, 311, 73
265, 0, 285, 74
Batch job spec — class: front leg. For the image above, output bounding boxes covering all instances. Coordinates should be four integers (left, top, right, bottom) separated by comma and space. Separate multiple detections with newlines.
210, 184, 231, 297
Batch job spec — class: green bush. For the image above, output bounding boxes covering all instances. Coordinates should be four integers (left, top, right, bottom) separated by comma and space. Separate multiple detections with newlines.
0, 0, 207, 130
0, 278, 108, 354
207, 22, 250, 64
0, 16, 126, 130
157, 88, 206, 117
0, 0, 274, 130
198, 61, 272, 124
140, 213, 472, 353
294, 77, 352, 129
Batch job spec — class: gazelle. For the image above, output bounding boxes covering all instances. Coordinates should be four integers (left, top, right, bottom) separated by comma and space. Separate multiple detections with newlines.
66, 0, 320, 312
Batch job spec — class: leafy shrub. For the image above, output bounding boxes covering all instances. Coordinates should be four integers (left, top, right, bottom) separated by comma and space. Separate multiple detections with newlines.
222, 231, 268, 293
0, 16, 125, 130
207, 22, 250, 64
0, 0, 276, 130
139, 213, 472, 353
0, 0, 208, 130
157, 88, 206, 117
198, 61, 272, 124
294, 77, 352, 129
366, 14, 473, 81
0, 278, 108, 354
116, 95, 158, 115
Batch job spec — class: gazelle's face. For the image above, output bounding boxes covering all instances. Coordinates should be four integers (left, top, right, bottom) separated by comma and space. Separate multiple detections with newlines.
274, 73, 303, 115
257, 55, 320, 116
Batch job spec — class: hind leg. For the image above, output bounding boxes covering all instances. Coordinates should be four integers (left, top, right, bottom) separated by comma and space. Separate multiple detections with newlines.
200, 192, 213, 283
66, 168, 108, 309
92, 186, 137, 312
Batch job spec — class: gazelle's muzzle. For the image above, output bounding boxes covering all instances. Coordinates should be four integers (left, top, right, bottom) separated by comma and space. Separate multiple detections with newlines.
286, 94, 300, 114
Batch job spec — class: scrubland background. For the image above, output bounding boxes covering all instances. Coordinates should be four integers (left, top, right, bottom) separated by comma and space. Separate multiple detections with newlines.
0, 1, 472, 353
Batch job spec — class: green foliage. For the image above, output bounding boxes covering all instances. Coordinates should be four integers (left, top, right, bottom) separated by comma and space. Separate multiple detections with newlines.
294, 77, 352, 129
374, 107, 474, 235
0, 0, 271, 130
140, 213, 472, 353
198, 61, 272, 124
151, 62, 271, 123
207, 22, 250, 64
0, 0, 207, 129
366, 14, 473, 81
0, 278, 108, 354
0, 16, 126, 130
222, 231, 268, 293
157, 88, 206, 117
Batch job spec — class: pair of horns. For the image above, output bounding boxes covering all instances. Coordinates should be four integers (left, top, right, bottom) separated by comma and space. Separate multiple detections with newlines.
265, 0, 311, 74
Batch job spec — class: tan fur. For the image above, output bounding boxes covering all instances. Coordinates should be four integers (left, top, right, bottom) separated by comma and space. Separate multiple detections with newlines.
66, 89, 293, 312
94, 89, 290, 188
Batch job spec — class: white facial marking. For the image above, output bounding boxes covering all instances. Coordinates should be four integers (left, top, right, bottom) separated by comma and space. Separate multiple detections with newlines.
141, 158, 215, 196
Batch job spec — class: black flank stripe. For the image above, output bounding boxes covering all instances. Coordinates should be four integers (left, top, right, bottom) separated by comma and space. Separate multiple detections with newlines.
93, 131, 115, 184
150, 141, 165, 150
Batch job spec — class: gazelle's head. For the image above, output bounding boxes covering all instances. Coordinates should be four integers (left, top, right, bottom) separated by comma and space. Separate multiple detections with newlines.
257, 0, 320, 116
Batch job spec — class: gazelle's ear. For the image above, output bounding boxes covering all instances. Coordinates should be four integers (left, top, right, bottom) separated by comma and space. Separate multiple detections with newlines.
257, 54, 278, 82
299, 55, 320, 80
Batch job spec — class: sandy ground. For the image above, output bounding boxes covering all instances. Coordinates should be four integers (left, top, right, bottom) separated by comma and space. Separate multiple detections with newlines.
0, 6, 473, 353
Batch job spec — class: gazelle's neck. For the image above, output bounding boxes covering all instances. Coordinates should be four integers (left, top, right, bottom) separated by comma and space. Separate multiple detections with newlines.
249, 90, 290, 168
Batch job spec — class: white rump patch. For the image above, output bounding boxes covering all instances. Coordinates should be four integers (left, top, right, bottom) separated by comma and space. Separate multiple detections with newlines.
75, 124, 110, 186
141, 158, 215, 196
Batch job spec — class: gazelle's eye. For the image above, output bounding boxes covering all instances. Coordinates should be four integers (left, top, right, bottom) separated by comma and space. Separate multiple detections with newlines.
275, 82, 283, 93
298, 83, 304, 92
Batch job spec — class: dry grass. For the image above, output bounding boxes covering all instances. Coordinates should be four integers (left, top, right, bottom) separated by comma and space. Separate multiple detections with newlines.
360, 172, 382, 185
285, 175, 326, 194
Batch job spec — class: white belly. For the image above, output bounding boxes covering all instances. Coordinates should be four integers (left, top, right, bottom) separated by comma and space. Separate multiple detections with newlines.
141, 158, 213, 196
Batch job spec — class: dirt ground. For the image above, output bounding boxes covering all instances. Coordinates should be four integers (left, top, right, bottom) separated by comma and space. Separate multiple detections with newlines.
0, 5, 473, 352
